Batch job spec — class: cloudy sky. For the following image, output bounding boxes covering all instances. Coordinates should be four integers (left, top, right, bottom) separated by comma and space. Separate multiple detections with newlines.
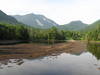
0, 0, 100, 24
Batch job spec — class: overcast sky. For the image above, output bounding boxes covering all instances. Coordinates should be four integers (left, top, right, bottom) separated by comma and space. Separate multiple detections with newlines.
0, 0, 100, 24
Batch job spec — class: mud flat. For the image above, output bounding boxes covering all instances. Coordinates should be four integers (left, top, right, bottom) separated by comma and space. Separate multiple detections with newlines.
0, 41, 87, 59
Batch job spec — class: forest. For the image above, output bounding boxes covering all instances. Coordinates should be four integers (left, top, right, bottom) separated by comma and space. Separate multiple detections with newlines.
0, 22, 84, 42
86, 25, 100, 41
0, 22, 99, 43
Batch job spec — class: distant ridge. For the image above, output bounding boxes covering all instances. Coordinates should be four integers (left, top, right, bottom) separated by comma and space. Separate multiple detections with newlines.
0, 10, 99, 31
13, 13, 59, 28
0, 10, 18, 24
57, 20, 88, 30
82, 20, 100, 31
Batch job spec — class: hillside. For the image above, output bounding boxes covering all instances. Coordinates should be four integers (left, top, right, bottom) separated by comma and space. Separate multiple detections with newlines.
0, 10, 99, 31
83, 20, 100, 31
57, 20, 88, 31
13, 13, 59, 29
0, 10, 18, 24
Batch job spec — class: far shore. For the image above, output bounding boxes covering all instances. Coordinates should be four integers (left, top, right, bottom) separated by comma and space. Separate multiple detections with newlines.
0, 40, 66, 45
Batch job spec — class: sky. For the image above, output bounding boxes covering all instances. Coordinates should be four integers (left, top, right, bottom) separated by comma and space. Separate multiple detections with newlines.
0, 0, 100, 24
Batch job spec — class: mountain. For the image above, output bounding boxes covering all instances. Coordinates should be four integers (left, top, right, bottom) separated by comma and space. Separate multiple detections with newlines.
57, 20, 88, 31
1, 10, 98, 31
83, 20, 100, 31
13, 13, 59, 28
0, 10, 18, 24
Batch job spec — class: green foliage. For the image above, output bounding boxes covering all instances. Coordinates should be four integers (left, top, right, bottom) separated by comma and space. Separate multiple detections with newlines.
0, 23, 30, 40
63, 31, 84, 40
86, 25, 100, 41
83, 20, 100, 32
30, 27, 67, 41
57, 21, 88, 31
0, 23, 84, 42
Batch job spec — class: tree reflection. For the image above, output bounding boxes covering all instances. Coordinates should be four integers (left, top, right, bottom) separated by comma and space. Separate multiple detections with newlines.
87, 42, 100, 60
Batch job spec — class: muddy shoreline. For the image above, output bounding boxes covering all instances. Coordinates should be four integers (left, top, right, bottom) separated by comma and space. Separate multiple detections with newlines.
0, 41, 87, 59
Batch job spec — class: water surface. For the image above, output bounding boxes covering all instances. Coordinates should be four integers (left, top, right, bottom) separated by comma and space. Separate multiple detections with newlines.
0, 43, 100, 75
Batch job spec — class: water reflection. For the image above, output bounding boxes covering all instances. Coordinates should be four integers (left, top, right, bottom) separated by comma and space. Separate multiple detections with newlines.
0, 52, 100, 75
87, 42, 100, 60
0, 51, 83, 69
0, 59, 24, 69
0, 42, 100, 75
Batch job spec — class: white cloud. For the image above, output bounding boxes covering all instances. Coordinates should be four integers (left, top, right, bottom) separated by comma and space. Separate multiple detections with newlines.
0, 0, 100, 24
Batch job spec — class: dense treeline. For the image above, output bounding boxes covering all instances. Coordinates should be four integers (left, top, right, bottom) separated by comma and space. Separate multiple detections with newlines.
86, 25, 100, 41
0, 22, 99, 43
30, 27, 83, 41
0, 23, 83, 43
0, 23, 30, 40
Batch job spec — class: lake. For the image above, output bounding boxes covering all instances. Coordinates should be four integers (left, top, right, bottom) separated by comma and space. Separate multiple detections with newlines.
0, 42, 100, 75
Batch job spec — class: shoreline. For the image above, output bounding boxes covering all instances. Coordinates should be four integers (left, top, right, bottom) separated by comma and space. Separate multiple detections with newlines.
0, 41, 87, 59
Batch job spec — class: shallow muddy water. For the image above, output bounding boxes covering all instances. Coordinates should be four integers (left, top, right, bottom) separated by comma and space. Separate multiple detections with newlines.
0, 43, 100, 75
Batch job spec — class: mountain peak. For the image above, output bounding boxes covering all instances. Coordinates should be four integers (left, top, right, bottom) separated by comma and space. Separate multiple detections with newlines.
68, 20, 86, 25
59, 20, 88, 31
13, 13, 59, 28
70, 20, 82, 22
25, 13, 35, 16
